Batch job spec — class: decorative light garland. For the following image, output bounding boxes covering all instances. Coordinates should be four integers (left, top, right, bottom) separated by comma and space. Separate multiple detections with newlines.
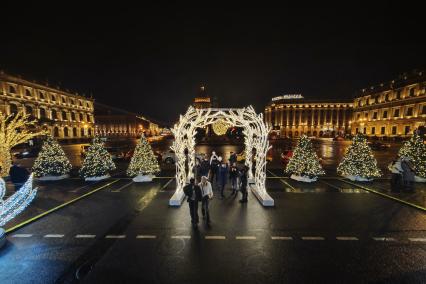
79, 137, 116, 178
398, 133, 426, 179
212, 119, 230, 136
32, 136, 72, 177
1, 174, 37, 227
127, 134, 160, 176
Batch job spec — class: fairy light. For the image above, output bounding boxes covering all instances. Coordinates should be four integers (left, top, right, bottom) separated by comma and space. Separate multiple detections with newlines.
32, 136, 72, 177
285, 135, 325, 181
337, 134, 382, 180
0, 174, 37, 227
212, 119, 230, 136
79, 137, 116, 179
398, 133, 426, 179
127, 134, 160, 177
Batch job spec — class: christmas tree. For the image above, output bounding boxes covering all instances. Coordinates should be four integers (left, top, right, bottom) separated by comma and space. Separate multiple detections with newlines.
32, 136, 72, 178
398, 133, 426, 179
337, 134, 381, 181
80, 137, 116, 179
127, 135, 160, 179
285, 135, 325, 181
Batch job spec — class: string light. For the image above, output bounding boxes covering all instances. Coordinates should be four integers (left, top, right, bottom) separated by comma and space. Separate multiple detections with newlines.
0, 174, 37, 227
337, 134, 381, 181
212, 119, 230, 136
127, 134, 160, 177
32, 136, 72, 178
79, 137, 116, 180
285, 135, 325, 182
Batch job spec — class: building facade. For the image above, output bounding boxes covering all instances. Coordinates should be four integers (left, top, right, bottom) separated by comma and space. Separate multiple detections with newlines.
0, 71, 95, 139
265, 95, 353, 137
352, 71, 426, 137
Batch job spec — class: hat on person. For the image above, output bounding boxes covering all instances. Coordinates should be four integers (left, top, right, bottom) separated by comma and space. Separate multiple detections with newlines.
218, 156, 222, 162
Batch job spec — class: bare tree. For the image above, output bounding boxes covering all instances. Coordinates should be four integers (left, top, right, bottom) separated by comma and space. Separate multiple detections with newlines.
0, 111, 44, 177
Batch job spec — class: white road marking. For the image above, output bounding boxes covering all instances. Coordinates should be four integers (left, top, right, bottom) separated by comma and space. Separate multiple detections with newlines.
373, 237, 396, 241
408, 238, 426, 242
44, 234, 64, 238
105, 235, 126, 239
302, 236, 325, 240
336, 236, 359, 241
271, 236, 293, 240
111, 181, 133, 193
171, 235, 191, 239
236, 236, 256, 240
205, 236, 226, 240
136, 235, 157, 239
12, 234, 33, 238
75, 234, 96, 238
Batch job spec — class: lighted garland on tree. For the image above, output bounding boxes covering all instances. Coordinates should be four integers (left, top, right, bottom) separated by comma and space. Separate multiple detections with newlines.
285, 135, 325, 182
127, 135, 160, 182
32, 136, 72, 180
337, 134, 381, 181
398, 133, 426, 182
80, 137, 116, 181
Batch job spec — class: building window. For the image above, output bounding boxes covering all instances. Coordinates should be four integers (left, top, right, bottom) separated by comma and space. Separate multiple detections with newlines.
396, 90, 401, 99
62, 97, 67, 104
371, 127, 375, 135
64, 127, 69, 137
392, 126, 397, 135
62, 111, 67, 121
355, 128, 359, 134
357, 113, 361, 120
363, 127, 366, 134
9, 85, 16, 94
9, 104, 19, 114
71, 112, 76, 121
409, 88, 415, 97
405, 126, 411, 135
381, 127, 385, 135
52, 109, 58, 119
53, 127, 59, 137
25, 89, 32, 97
25, 105, 33, 116
39, 92, 45, 100
51, 95, 56, 101
382, 110, 388, 119
80, 113, 85, 121
406, 107, 413, 116
373, 112, 378, 119
385, 93, 390, 102
422, 106, 426, 115
40, 108, 46, 118
394, 109, 400, 117
374, 97, 379, 104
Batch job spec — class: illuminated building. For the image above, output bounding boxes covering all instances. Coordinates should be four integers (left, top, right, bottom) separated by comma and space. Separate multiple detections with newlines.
193, 85, 216, 109
0, 71, 94, 139
352, 70, 426, 137
265, 94, 353, 137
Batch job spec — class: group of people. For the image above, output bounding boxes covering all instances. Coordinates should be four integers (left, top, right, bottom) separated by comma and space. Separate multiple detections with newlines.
184, 150, 249, 228
388, 156, 416, 191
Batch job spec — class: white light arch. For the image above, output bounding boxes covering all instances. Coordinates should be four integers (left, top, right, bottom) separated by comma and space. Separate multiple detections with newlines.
169, 106, 274, 206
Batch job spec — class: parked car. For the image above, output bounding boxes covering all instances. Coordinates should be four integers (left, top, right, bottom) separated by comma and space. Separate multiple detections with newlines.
368, 141, 391, 151
14, 147, 41, 159
162, 150, 205, 164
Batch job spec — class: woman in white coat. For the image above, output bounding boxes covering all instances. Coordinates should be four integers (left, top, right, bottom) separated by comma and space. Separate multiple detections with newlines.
199, 176, 213, 225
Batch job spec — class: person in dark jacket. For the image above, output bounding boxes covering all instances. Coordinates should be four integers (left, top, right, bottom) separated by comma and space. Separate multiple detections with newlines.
199, 157, 210, 179
218, 157, 228, 199
210, 156, 219, 187
229, 151, 237, 165
229, 163, 239, 195
401, 157, 415, 191
9, 163, 30, 191
239, 166, 249, 203
183, 178, 202, 228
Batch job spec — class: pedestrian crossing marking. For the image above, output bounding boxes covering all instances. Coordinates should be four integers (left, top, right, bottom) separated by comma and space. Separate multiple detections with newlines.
271, 236, 293, 240
336, 236, 358, 241
75, 234, 96, 238
137, 235, 157, 239
12, 234, 33, 238
373, 237, 396, 241
236, 236, 256, 240
44, 234, 64, 238
205, 236, 226, 240
171, 235, 191, 239
408, 238, 426, 242
105, 235, 126, 239
302, 236, 325, 240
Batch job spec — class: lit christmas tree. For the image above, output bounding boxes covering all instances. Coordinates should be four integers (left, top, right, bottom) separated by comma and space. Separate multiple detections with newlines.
32, 136, 72, 180
127, 135, 160, 182
398, 133, 426, 182
285, 135, 325, 182
337, 134, 381, 181
80, 137, 116, 181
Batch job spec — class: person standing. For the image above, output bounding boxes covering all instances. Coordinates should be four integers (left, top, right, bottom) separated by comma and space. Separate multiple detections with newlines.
229, 162, 239, 195
9, 162, 30, 191
218, 157, 228, 199
388, 158, 403, 192
401, 156, 415, 191
210, 155, 219, 187
183, 178, 202, 228
239, 166, 248, 203
229, 151, 237, 165
199, 176, 213, 225
199, 157, 210, 179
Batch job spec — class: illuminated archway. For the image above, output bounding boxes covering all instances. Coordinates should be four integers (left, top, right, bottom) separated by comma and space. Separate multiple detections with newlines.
169, 106, 274, 206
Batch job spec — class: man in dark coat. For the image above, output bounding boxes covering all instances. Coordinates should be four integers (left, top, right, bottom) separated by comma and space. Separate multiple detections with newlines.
199, 158, 210, 179
239, 166, 249, 203
218, 158, 228, 199
183, 178, 202, 228
9, 163, 30, 191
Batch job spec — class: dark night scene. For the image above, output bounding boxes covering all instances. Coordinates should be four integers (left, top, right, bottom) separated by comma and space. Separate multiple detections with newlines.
0, 2, 425, 283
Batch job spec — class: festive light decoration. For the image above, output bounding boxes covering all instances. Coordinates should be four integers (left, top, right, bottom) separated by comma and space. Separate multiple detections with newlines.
285, 135, 325, 182
79, 137, 116, 179
171, 106, 271, 201
0, 111, 44, 177
337, 134, 382, 181
32, 136, 72, 178
0, 174, 37, 227
212, 119, 230, 136
398, 133, 426, 180
127, 134, 160, 177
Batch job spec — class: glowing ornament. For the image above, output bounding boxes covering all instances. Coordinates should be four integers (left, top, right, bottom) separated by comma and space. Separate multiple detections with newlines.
212, 119, 230, 136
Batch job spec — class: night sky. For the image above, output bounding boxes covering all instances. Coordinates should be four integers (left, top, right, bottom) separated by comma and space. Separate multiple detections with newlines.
1, 2, 425, 125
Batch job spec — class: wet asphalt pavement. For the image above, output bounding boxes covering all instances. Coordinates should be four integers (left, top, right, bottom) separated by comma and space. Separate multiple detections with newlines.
0, 173, 425, 283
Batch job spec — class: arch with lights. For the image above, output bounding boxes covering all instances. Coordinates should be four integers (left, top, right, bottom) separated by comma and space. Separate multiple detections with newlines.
169, 106, 274, 206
